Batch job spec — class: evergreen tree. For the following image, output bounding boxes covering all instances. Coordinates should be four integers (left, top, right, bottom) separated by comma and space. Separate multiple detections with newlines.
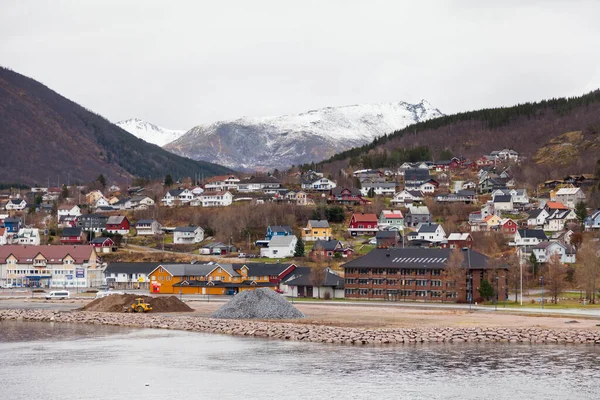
96, 174, 106, 189
164, 174, 174, 187
478, 279, 495, 301
575, 201, 587, 224
529, 253, 539, 277
61, 184, 70, 199
294, 238, 305, 257
367, 187, 375, 198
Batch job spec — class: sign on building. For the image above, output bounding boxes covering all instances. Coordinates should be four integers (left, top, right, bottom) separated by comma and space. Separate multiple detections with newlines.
75, 268, 84, 278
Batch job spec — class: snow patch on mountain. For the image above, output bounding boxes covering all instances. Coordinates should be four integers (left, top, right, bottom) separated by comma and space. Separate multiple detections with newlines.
116, 118, 186, 147
164, 100, 443, 170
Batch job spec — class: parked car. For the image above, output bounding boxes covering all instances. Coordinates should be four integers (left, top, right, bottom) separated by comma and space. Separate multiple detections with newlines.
1, 283, 14, 289
45, 291, 70, 300
238, 253, 247, 258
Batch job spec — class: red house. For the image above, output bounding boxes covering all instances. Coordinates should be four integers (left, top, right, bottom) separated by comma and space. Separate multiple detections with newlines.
441, 233, 473, 249
309, 239, 353, 258
348, 213, 379, 236
60, 227, 85, 244
105, 215, 131, 235
500, 218, 518, 235
91, 236, 115, 249
329, 188, 369, 205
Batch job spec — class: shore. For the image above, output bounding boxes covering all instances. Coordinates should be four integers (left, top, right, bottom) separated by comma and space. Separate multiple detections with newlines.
2, 306, 600, 345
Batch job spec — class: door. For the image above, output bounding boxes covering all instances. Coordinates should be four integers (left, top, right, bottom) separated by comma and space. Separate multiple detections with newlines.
202, 287, 206, 295
306, 286, 313, 298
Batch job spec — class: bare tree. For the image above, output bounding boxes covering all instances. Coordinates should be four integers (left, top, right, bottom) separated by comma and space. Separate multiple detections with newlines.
505, 252, 521, 303
309, 260, 327, 299
543, 254, 568, 304
444, 247, 466, 300
576, 241, 600, 303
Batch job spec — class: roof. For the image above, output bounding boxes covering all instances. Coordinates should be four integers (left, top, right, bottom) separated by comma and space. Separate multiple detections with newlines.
517, 230, 548, 240
268, 235, 297, 247
136, 219, 157, 225
241, 176, 280, 184
167, 189, 184, 196
331, 187, 362, 197
376, 231, 399, 239
447, 233, 471, 241
238, 263, 295, 277
381, 210, 403, 219
62, 227, 83, 237
308, 220, 330, 228
545, 201, 568, 210
493, 195, 512, 203
532, 241, 575, 254
417, 223, 441, 233
174, 226, 200, 233
352, 213, 378, 222
285, 268, 344, 289
269, 226, 293, 234
407, 206, 430, 216
91, 237, 113, 244
342, 248, 491, 269
158, 263, 223, 277
106, 215, 127, 225
3, 218, 21, 224
200, 190, 230, 197
555, 187, 582, 195
528, 209, 546, 219
406, 190, 424, 198
0, 245, 95, 264
311, 239, 341, 251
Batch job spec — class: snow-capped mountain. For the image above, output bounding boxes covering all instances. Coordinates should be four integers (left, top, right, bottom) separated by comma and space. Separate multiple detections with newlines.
116, 118, 186, 147
164, 100, 443, 170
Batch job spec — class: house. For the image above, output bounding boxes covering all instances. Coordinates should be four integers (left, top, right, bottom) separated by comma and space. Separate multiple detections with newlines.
4, 199, 27, 211
130, 195, 155, 209
149, 262, 296, 295
3, 218, 22, 233
173, 226, 205, 244
328, 187, 369, 205
441, 233, 473, 249
283, 268, 344, 299
543, 209, 577, 232
532, 242, 576, 264
237, 176, 281, 192
0, 245, 100, 288
500, 218, 518, 235
376, 230, 401, 247
57, 205, 82, 218
554, 187, 586, 209
309, 239, 350, 258
301, 220, 331, 241
415, 223, 446, 244
199, 242, 237, 255
406, 179, 438, 194
544, 201, 569, 211
342, 248, 507, 302
15, 228, 40, 245
584, 210, 600, 231
282, 190, 310, 206
265, 226, 293, 241
404, 168, 431, 186
60, 227, 85, 244
378, 210, 404, 231
476, 214, 502, 232
91, 236, 116, 252
161, 188, 194, 206
512, 229, 548, 247
135, 219, 163, 236
77, 214, 108, 233
103, 262, 158, 289
527, 209, 550, 228
360, 182, 397, 196
260, 235, 298, 258
196, 191, 233, 207
348, 213, 379, 236
493, 195, 514, 211
404, 206, 431, 228
204, 175, 240, 191
391, 190, 424, 206
105, 216, 131, 235
434, 190, 476, 204
85, 190, 105, 205
0, 228, 7, 246
302, 177, 337, 191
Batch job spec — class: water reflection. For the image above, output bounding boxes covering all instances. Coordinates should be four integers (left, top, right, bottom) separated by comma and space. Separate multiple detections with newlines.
0, 321, 599, 400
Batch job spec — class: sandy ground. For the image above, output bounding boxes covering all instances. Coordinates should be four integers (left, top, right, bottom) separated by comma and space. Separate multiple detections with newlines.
185, 301, 600, 330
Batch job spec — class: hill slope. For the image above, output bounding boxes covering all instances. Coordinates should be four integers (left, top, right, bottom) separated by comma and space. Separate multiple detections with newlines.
164, 100, 443, 170
318, 90, 600, 177
0, 67, 233, 185
116, 118, 186, 147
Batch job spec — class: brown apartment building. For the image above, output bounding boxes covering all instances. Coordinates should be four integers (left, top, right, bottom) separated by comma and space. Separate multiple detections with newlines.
342, 248, 507, 303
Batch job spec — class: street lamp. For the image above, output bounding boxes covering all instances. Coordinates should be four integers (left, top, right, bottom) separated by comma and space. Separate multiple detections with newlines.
467, 275, 473, 311
495, 276, 499, 311
540, 276, 544, 309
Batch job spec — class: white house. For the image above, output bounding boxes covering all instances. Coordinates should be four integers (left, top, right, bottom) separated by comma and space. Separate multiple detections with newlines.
136, 219, 163, 236
173, 226, 205, 244
260, 235, 297, 258
543, 209, 577, 232
391, 190, 424, 205
204, 175, 240, 192
5, 199, 27, 211
15, 228, 41, 245
415, 181, 436, 194
103, 262, 156, 289
554, 187, 586, 209
511, 229, 548, 247
302, 178, 337, 191
95, 197, 111, 209
57, 205, 82, 218
196, 191, 233, 207
532, 241, 576, 264
360, 182, 397, 196
161, 189, 194, 206
130, 196, 155, 209
493, 195, 514, 211
527, 208, 549, 227
415, 223, 446, 243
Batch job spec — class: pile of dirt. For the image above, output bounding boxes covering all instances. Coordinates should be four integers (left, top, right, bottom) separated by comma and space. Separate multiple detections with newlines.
211, 288, 305, 320
81, 294, 193, 313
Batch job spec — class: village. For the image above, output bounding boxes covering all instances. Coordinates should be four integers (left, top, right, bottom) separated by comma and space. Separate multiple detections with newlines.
1, 148, 600, 306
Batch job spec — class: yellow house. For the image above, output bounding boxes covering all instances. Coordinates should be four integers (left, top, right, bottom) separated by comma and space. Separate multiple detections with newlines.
301, 220, 331, 242
85, 190, 105, 205
108, 196, 120, 205
148, 262, 297, 295
483, 214, 502, 230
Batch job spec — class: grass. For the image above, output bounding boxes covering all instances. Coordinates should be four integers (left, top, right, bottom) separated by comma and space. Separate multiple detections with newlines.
356, 244, 376, 255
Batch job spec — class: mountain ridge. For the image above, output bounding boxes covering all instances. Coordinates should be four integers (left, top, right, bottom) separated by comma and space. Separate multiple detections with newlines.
116, 118, 186, 147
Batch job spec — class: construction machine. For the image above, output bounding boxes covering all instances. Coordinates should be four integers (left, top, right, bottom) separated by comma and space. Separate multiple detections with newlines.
127, 297, 152, 313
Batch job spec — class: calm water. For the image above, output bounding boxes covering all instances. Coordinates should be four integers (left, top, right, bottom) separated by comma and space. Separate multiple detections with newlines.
1, 321, 600, 400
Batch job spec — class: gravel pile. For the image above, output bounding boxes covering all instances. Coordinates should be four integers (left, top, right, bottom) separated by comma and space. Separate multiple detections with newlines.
211, 288, 305, 320
81, 294, 193, 313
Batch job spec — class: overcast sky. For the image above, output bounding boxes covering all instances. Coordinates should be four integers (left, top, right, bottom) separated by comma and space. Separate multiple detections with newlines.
1, 0, 599, 130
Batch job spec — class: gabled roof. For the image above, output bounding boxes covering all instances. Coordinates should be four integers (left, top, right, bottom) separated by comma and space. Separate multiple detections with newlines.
241, 176, 281, 184
268, 235, 297, 247
200, 190, 231, 197
545, 201, 568, 210
155, 263, 223, 277
381, 210, 403, 219
447, 233, 471, 241
528, 209, 547, 219
285, 268, 344, 289
493, 195, 512, 203
167, 189, 184, 196
555, 187, 583, 195
91, 237, 113, 245
376, 230, 399, 239
352, 213, 378, 222
3, 218, 21, 224
417, 223, 441, 233
136, 219, 158, 225
407, 205, 430, 215
331, 187, 362, 197
311, 239, 342, 251
0, 245, 95, 264
62, 227, 83, 237
342, 248, 490, 269
517, 229, 548, 240
174, 226, 201, 233
106, 215, 128, 225
308, 220, 330, 228
239, 263, 296, 277
269, 225, 293, 234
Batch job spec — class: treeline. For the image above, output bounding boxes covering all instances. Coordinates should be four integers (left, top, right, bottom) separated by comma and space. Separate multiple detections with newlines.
0, 183, 30, 190
350, 146, 432, 169
320, 89, 600, 165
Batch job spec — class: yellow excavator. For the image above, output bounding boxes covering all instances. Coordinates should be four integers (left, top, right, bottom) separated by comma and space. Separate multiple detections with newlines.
127, 298, 152, 313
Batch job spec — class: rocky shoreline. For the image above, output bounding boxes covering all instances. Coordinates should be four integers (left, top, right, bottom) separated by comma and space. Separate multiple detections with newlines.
2, 309, 600, 345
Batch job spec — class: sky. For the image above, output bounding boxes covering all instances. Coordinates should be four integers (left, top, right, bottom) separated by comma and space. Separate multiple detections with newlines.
1, 0, 599, 130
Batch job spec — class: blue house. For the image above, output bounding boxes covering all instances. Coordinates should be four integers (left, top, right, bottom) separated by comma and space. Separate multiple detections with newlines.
3, 218, 22, 233
265, 226, 293, 241
584, 210, 600, 231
